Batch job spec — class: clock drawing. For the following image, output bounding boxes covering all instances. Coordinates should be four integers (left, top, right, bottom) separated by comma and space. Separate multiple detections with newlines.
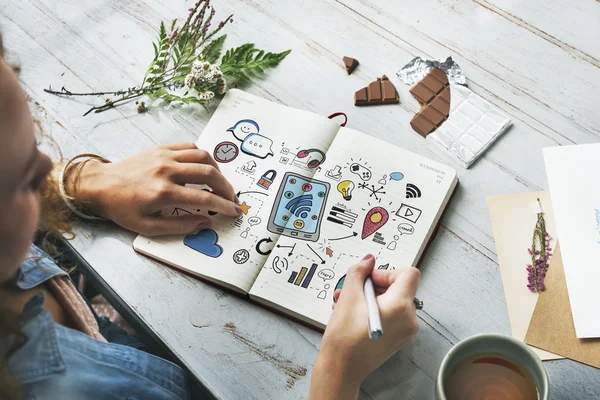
213, 141, 239, 163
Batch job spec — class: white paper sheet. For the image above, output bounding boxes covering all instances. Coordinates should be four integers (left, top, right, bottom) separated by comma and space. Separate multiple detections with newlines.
544, 144, 600, 338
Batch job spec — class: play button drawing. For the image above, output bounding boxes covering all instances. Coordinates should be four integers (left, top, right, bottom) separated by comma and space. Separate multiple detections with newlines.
396, 203, 422, 224
361, 207, 389, 239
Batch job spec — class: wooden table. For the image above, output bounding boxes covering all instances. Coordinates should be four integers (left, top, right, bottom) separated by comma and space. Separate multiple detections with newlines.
3, 0, 600, 398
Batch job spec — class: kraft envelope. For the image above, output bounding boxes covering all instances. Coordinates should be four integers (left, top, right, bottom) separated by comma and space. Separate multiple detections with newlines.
487, 192, 561, 360
525, 245, 600, 368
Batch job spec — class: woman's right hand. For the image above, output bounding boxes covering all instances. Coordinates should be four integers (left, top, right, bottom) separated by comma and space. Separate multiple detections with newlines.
308, 255, 420, 400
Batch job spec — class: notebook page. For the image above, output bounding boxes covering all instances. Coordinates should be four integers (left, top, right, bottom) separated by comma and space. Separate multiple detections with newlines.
134, 89, 340, 292
249, 127, 457, 325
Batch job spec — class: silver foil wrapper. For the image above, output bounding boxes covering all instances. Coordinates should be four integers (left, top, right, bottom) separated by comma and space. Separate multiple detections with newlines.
397, 56, 468, 87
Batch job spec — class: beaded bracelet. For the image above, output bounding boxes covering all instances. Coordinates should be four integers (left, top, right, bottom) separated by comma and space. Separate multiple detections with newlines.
58, 154, 111, 221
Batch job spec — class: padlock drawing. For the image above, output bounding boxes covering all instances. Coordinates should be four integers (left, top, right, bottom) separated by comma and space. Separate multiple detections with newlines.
257, 170, 277, 190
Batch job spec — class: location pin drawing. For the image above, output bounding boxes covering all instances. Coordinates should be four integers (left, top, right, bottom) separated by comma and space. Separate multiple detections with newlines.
361, 207, 389, 239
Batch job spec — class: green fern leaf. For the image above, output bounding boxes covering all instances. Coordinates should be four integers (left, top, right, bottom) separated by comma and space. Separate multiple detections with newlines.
201, 34, 227, 64
146, 21, 173, 85
220, 45, 291, 85
160, 21, 167, 40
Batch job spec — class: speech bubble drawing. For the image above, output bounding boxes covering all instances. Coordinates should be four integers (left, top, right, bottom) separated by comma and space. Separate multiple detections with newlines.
397, 223, 414, 235
241, 133, 274, 159
317, 269, 335, 281
248, 216, 261, 226
227, 119, 260, 141
389, 172, 404, 181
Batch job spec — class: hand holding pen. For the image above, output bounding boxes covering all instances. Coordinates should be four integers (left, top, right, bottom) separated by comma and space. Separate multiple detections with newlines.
364, 277, 423, 340
312, 254, 420, 398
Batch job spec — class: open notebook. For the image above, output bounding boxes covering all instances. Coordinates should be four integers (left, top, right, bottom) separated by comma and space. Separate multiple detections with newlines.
133, 89, 458, 329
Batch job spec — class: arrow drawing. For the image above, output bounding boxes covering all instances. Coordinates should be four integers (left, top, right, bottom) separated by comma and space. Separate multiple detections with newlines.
276, 243, 296, 256
329, 232, 358, 241
255, 237, 274, 256
306, 244, 325, 264
236, 190, 268, 197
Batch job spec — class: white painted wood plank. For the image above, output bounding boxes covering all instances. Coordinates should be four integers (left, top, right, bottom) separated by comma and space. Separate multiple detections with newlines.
0, 6, 441, 399
475, 0, 600, 63
3, 0, 600, 397
195, 0, 562, 259
4, 0, 538, 298
337, 0, 600, 142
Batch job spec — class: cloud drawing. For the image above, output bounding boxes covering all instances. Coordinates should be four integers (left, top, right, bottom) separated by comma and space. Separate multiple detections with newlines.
184, 229, 223, 258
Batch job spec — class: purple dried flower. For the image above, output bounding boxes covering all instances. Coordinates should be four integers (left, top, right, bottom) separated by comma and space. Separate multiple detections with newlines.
527, 211, 553, 292
189, 8, 194, 12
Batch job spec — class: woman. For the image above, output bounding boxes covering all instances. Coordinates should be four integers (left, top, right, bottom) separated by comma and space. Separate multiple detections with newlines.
0, 32, 420, 400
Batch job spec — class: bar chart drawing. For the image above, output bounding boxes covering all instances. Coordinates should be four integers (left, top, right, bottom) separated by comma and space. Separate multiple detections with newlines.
287, 263, 318, 288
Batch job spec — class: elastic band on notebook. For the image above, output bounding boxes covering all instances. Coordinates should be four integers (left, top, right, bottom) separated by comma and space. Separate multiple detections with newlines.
328, 112, 348, 127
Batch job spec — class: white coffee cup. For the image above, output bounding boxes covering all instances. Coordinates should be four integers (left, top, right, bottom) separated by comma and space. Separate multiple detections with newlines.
436, 334, 549, 400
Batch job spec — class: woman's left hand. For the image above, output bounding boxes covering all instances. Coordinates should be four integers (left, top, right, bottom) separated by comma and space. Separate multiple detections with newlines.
70, 143, 242, 236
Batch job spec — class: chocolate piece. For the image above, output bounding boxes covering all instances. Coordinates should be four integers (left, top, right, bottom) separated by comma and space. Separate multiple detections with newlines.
354, 75, 399, 106
343, 56, 359, 75
409, 67, 451, 137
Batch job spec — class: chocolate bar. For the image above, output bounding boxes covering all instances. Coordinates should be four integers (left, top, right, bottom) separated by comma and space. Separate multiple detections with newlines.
429, 83, 512, 168
409, 67, 451, 137
343, 56, 359, 75
354, 75, 399, 106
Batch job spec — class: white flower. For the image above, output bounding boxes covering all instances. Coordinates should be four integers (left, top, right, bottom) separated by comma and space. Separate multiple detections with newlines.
198, 91, 215, 101
184, 60, 226, 95
184, 74, 195, 89
192, 60, 211, 74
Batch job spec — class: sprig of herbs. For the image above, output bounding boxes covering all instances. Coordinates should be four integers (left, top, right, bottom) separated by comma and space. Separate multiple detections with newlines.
44, 0, 290, 115
526, 198, 553, 292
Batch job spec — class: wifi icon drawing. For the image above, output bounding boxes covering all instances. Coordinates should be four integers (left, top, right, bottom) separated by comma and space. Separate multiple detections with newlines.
405, 183, 422, 199
285, 194, 314, 218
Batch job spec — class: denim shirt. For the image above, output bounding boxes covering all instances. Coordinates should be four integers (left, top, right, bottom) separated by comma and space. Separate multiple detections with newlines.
0, 246, 189, 400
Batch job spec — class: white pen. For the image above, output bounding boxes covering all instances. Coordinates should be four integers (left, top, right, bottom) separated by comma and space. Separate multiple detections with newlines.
364, 277, 424, 341
364, 276, 383, 340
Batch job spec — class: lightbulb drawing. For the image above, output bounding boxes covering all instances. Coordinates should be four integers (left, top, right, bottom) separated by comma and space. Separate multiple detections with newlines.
337, 180, 355, 201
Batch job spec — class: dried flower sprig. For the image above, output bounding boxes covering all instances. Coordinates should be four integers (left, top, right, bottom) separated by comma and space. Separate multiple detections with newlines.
44, 0, 290, 115
526, 198, 553, 292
